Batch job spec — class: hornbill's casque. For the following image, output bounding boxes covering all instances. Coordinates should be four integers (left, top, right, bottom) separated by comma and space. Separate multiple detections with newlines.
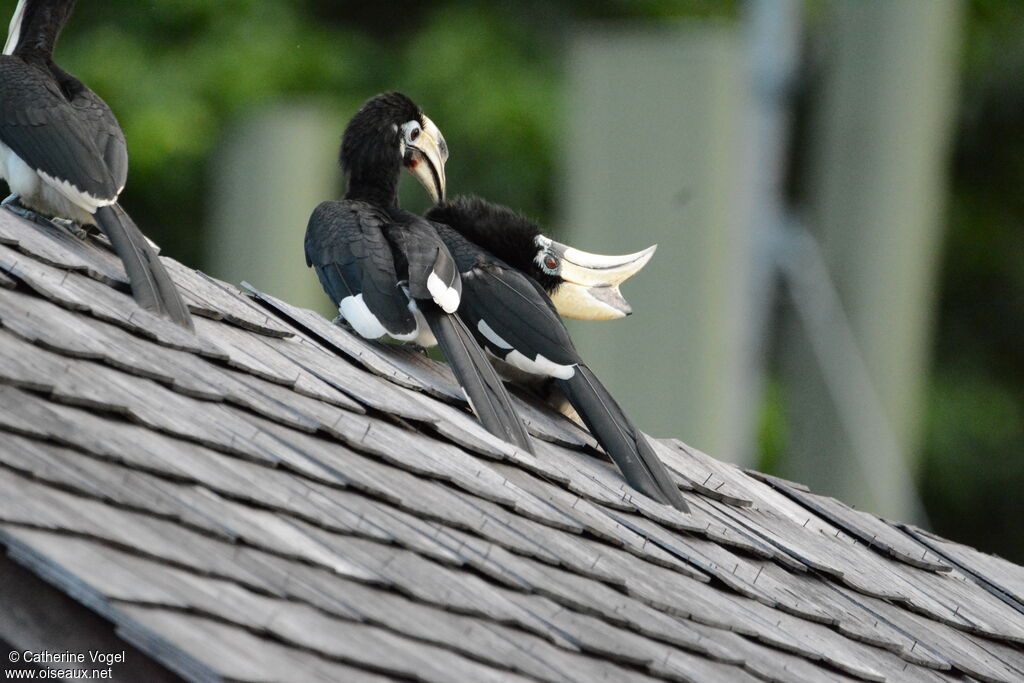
304, 93, 534, 453
0, 0, 193, 329
425, 197, 688, 511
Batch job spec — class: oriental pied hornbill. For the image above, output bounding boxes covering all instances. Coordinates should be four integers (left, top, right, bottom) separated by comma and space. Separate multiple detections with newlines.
428, 195, 655, 322
425, 198, 687, 511
0, 0, 193, 329
304, 92, 534, 452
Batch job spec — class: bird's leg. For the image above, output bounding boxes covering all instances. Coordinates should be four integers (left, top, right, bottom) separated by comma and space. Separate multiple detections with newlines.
2, 195, 54, 228
407, 343, 431, 357
331, 315, 357, 333
49, 217, 91, 240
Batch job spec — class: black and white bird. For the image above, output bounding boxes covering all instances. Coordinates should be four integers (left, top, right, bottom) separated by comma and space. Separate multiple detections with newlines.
427, 195, 655, 322
426, 197, 687, 511
0, 0, 193, 329
304, 93, 533, 452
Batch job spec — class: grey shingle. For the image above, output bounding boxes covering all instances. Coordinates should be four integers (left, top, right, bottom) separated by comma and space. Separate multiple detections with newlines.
1, 210, 1023, 683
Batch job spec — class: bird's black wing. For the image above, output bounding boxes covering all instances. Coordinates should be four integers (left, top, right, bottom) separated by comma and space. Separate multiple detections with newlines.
305, 200, 416, 338
53, 65, 128, 192
460, 263, 580, 370
386, 220, 461, 313
0, 58, 119, 201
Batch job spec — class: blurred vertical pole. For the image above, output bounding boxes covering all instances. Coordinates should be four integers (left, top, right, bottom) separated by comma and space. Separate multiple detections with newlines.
779, 1, 962, 520
731, 0, 802, 465
206, 104, 338, 311
562, 27, 744, 459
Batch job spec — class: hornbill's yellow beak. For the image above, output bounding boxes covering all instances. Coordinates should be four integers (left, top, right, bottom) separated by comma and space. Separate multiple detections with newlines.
542, 240, 657, 321
404, 116, 448, 204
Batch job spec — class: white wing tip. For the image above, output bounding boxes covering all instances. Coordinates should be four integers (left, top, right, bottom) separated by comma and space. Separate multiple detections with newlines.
427, 271, 460, 313
339, 294, 388, 339
37, 170, 117, 213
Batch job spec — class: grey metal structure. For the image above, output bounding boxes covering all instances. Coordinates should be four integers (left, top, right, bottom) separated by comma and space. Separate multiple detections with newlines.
0, 209, 1022, 681
207, 105, 339, 314
776, 0, 961, 522
564, 0, 960, 525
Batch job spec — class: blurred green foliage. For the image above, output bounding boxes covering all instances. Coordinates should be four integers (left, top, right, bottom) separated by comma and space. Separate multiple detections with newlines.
1, 0, 1019, 559
921, 0, 1024, 561
21, 0, 734, 266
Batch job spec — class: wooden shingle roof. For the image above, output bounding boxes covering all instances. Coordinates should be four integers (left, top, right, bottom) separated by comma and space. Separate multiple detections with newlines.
0, 209, 1022, 682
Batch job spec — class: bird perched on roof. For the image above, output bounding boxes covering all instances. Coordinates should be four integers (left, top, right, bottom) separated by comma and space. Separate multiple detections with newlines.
304, 92, 533, 453
425, 194, 656, 415
428, 195, 656, 322
426, 197, 687, 511
0, 0, 193, 329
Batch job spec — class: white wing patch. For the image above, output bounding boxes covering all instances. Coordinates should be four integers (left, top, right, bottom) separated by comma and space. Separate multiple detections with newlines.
477, 319, 512, 349
427, 270, 459, 313
504, 349, 576, 380
462, 389, 477, 416
477, 319, 575, 379
38, 170, 117, 214
338, 294, 387, 339
1, 141, 40, 198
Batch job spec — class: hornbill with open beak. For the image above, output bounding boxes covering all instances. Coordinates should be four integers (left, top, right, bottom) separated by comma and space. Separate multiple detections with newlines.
425, 197, 687, 511
304, 93, 533, 453
427, 195, 656, 322
0, 0, 192, 329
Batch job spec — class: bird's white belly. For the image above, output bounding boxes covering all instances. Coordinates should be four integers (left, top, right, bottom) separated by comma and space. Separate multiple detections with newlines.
390, 298, 437, 347
0, 142, 102, 225
0, 140, 40, 198
407, 300, 437, 347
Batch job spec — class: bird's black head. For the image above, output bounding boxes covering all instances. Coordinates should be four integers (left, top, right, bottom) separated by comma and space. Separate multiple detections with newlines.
4, 0, 77, 59
340, 92, 448, 207
426, 196, 557, 289
428, 195, 657, 321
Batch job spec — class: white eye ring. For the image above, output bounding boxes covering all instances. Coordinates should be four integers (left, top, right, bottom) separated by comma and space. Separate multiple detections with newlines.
536, 250, 560, 274
401, 120, 422, 145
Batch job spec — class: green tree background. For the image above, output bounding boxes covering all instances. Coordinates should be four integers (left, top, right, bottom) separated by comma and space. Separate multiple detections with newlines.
3, 0, 1020, 560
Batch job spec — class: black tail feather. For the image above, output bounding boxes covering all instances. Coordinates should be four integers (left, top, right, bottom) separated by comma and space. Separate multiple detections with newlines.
95, 204, 194, 331
558, 364, 688, 511
423, 307, 534, 453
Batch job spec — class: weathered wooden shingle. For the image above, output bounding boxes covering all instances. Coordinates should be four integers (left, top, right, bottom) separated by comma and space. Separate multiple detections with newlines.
1, 210, 1023, 682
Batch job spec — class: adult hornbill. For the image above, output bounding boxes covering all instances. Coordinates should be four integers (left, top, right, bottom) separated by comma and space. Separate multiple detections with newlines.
428, 195, 656, 322
304, 93, 533, 453
426, 197, 687, 511
0, 0, 193, 329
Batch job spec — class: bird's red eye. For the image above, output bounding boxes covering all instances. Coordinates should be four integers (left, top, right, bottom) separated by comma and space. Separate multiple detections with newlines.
544, 255, 558, 270
410, 127, 420, 141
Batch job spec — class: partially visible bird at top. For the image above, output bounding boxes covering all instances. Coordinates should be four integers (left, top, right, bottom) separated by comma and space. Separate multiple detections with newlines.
0, 0, 193, 329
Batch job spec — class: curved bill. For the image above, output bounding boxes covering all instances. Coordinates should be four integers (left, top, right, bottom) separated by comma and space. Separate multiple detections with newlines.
404, 116, 448, 204
547, 241, 657, 321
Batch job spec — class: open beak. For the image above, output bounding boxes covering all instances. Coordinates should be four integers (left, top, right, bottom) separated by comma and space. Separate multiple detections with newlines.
547, 241, 657, 321
404, 116, 448, 204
